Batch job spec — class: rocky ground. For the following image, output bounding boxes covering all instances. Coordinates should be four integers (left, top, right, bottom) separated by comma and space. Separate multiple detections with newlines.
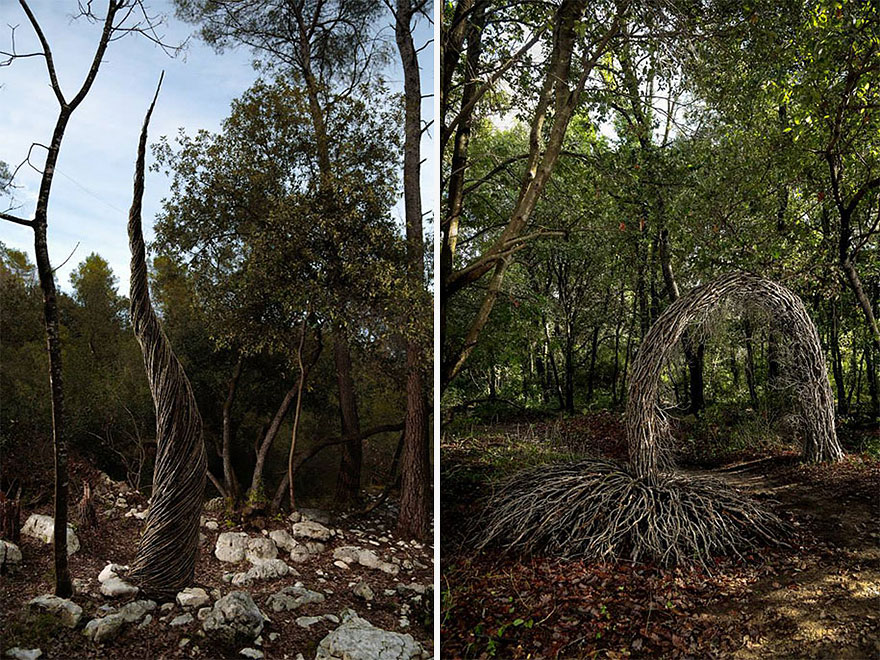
0, 472, 434, 659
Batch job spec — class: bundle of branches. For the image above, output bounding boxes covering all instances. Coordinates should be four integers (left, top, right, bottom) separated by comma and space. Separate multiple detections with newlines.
472, 459, 790, 566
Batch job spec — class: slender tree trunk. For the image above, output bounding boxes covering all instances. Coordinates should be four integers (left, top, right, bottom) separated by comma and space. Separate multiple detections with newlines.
865, 340, 879, 425
287, 316, 309, 511
744, 319, 759, 408
248, 383, 299, 498
440, 3, 485, 327
222, 357, 243, 500
830, 299, 849, 415
564, 334, 574, 413
32, 100, 74, 602
392, 0, 432, 541
334, 325, 362, 507
587, 325, 600, 402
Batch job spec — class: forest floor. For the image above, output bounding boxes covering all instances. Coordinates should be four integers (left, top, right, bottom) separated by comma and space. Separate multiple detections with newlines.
440, 411, 879, 659
0, 456, 433, 659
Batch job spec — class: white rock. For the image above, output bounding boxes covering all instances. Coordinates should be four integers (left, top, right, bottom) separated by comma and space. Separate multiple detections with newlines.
5, 648, 42, 660
21, 514, 80, 555
240, 649, 264, 659
177, 587, 210, 609
245, 536, 278, 562
138, 614, 153, 629
170, 613, 194, 627
100, 577, 138, 598
98, 563, 129, 583
197, 607, 212, 622
289, 546, 311, 563
0, 540, 22, 574
332, 546, 361, 564
269, 529, 297, 553
202, 591, 264, 646
265, 586, 325, 612
305, 541, 326, 554
296, 616, 322, 628
357, 549, 380, 569
353, 581, 374, 601
315, 609, 427, 659
27, 595, 82, 627
247, 558, 293, 580
118, 600, 157, 623
83, 614, 125, 643
215, 532, 250, 563
333, 561, 349, 570
205, 520, 219, 531
291, 521, 332, 542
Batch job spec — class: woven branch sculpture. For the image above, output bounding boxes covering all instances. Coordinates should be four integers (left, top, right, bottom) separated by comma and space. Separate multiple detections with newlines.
474, 272, 841, 565
126, 76, 207, 600
627, 271, 843, 482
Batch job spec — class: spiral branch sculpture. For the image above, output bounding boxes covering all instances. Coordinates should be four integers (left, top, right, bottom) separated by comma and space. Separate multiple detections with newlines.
126, 74, 207, 600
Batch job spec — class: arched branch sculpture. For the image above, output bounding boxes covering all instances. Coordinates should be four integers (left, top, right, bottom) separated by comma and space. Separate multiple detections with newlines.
126, 74, 207, 600
626, 271, 843, 482
473, 272, 843, 564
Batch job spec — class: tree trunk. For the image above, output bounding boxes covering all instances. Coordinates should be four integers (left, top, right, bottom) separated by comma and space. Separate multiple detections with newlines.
222, 357, 243, 500
127, 79, 207, 600
248, 383, 299, 499
31, 106, 74, 600
333, 325, 362, 507
287, 316, 309, 511
830, 299, 849, 415
587, 325, 600, 402
564, 334, 575, 413
865, 341, 879, 425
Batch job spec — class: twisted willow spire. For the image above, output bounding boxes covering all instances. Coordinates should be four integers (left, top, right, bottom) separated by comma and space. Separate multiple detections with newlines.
127, 74, 206, 600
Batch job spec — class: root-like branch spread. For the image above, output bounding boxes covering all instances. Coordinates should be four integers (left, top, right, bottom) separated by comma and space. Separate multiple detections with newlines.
473, 459, 790, 566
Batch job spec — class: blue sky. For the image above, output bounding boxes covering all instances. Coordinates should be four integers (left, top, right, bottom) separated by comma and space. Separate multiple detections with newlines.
0, 1, 434, 294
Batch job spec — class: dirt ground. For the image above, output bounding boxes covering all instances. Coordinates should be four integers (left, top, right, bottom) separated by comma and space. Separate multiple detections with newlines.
697, 458, 880, 659
0, 470, 434, 659
440, 415, 880, 659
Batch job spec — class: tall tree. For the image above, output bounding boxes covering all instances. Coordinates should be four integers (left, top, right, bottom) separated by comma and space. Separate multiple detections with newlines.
153, 77, 402, 508
0, 0, 177, 597
440, 0, 624, 390
389, 0, 432, 538
174, 0, 388, 506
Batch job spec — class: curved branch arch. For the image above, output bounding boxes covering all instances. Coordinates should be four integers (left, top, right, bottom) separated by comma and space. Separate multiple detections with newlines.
626, 271, 843, 481
126, 75, 207, 600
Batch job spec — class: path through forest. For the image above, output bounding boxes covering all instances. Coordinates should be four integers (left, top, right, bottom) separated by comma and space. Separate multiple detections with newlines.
695, 459, 880, 659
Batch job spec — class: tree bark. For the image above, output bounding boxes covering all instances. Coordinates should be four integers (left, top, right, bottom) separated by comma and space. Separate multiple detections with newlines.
333, 324, 362, 507
394, 0, 431, 539
830, 300, 848, 416
221, 357, 243, 500
248, 383, 299, 498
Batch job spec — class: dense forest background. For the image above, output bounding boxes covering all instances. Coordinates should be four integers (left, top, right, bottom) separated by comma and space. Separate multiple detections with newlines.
441, 0, 880, 445
0, 1, 433, 519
